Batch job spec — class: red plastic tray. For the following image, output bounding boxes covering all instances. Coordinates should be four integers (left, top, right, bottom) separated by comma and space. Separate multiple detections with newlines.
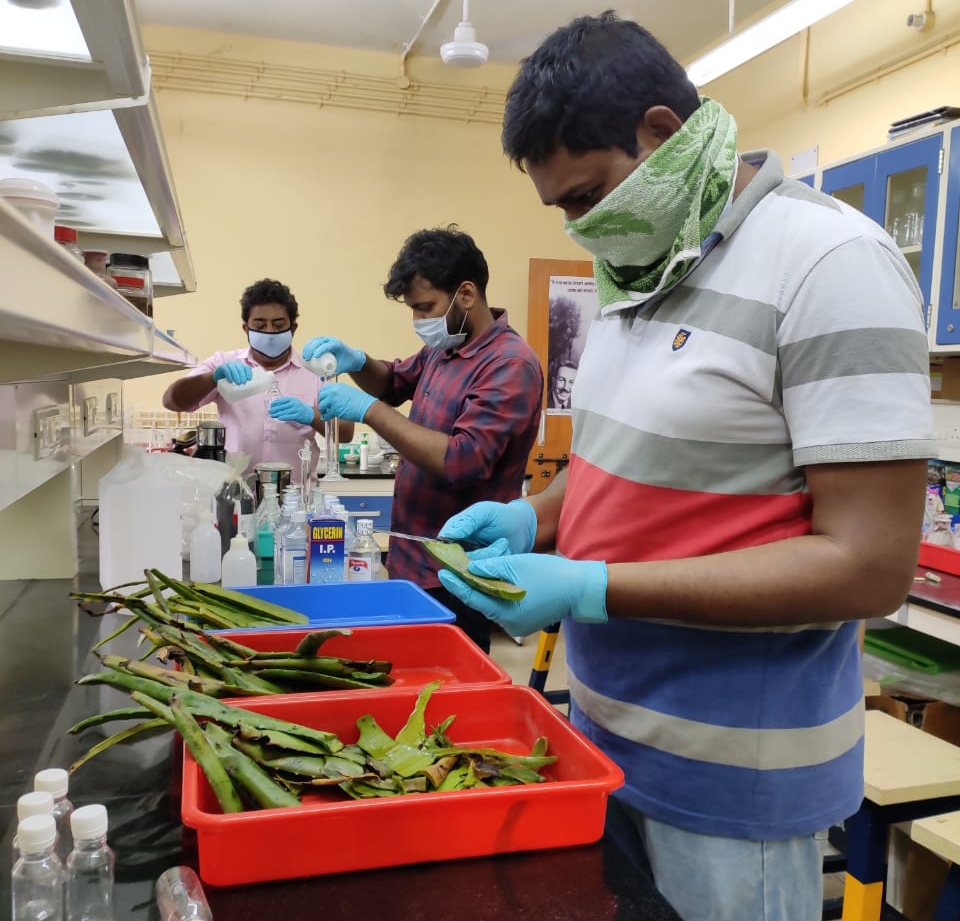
218, 623, 511, 692
181, 685, 624, 885
918, 541, 960, 577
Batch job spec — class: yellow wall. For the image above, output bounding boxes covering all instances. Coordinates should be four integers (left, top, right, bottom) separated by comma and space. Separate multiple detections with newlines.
133, 1, 960, 411
129, 25, 585, 411
707, 0, 960, 168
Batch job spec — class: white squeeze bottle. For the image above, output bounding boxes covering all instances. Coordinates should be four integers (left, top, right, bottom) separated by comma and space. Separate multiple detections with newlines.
215, 365, 278, 403
65, 805, 115, 921
34, 769, 72, 862
13, 793, 55, 861
189, 508, 221, 583
221, 534, 256, 587
12, 815, 63, 921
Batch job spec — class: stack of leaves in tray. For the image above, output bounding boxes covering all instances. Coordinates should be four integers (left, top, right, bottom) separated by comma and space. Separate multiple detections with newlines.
69, 568, 557, 811
72, 673, 557, 812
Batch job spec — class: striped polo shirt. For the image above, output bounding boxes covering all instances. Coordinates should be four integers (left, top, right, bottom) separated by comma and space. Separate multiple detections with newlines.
560, 150, 936, 840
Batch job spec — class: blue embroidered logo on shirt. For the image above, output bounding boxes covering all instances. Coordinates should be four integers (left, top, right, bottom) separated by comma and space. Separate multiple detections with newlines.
672, 329, 691, 351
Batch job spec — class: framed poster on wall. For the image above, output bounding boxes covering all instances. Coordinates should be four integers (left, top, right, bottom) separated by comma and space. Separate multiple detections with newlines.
525, 258, 597, 494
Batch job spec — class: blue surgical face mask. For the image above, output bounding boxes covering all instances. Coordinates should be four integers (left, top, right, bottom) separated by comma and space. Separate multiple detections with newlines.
413, 290, 468, 351
248, 329, 293, 359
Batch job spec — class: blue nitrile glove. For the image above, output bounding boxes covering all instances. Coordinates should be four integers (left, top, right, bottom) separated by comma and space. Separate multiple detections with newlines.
438, 499, 538, 555
437, 552, 608, 638
268, 396, 315, 425
301, 336, 366, 374
212, 361, 252, 385
317, 382, 377, 423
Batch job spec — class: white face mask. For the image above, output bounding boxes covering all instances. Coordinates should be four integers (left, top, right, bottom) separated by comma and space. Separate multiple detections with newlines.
413, 290, 468, 351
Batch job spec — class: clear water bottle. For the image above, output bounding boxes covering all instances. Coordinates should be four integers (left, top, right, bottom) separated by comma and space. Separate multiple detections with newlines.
34, 769, 72, 862
156, 866, 212, 921
13, 793, 55, 861
347, 518, 380, 582
65, 805, 114, 921
12, 814, 63, 921
273, 492, 299, 585
282, 510, 308, 585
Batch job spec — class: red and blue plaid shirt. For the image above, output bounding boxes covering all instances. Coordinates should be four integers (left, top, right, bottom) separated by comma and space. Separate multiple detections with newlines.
383, 309, 543, 588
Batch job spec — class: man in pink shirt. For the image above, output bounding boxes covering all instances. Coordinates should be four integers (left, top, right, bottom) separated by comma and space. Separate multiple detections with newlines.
162, 278, 353, 480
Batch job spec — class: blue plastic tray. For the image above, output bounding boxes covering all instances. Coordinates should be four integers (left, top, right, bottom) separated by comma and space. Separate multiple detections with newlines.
233, 579, 454, 630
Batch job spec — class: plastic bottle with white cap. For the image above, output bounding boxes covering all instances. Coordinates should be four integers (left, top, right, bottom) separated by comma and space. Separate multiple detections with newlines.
215, 365, 278, 403
65, 804, 115, 921
221, 533, 257, 587
12, 814, 63, 921
13, 792, 55, 861
34, 768, 73, 861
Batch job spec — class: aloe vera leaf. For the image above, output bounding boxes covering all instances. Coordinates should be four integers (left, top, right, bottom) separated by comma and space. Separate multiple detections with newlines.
395, 680, 441, 748
429, 745, 557, 771
186, 581, 308, 625
204, 723, 301, 810
423, 540, 526, 601
233, 725, 333, 755
68, 707, 154, 735
92, 614, 140, 651
355, 714, 395, 758
145, 569, 176, 621
204, 633, 258, 660
293, 629, 351, 656
218, 667, 287, 695
255, 669, 386, 690
437, 762, 483, 791
376, 745, 436, 779
155, 625, 228, 673
418, 754, 460, 789
339, 779, 404, 799
69, 718, 170, 774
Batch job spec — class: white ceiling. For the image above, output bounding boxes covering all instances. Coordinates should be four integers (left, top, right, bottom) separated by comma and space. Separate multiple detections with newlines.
133, 0, 787, 68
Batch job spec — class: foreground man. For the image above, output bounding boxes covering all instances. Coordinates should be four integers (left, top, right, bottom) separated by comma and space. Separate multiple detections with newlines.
437, 13, 933, 921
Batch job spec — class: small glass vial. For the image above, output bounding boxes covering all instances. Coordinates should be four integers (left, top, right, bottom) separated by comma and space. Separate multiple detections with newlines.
347, 518, 380, 582
108, 253, 153, 317
54, 225, 84, 262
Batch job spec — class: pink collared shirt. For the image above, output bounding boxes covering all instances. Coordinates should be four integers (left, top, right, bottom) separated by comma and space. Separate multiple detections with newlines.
186, 347, 321, 481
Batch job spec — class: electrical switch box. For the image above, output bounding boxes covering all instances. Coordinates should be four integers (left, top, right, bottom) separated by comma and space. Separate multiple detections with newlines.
81, 396, 98, 437
32, 406, 62, 461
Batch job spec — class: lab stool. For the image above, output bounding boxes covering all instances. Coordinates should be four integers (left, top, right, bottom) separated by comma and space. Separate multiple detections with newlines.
911, 811, 960, 919
841, 710, 960, 921
527, 622, 570, 707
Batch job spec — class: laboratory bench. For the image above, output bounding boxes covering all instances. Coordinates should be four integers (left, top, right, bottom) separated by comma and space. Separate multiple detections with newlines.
0, 518, 682, 921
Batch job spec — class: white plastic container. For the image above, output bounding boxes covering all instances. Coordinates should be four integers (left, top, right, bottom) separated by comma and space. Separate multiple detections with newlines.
98, 448, 183, 590
189, 511, 222, 583
216, 366, 277, 404
304, 352, 337, 379
221, 535, 256, 587
0, 178, 59, 238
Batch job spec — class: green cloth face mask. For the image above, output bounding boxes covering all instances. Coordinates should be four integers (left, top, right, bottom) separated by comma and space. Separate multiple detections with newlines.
564, 97, 738, 312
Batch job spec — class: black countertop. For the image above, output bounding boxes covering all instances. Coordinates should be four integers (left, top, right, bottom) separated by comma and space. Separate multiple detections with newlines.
0, 520, 681, 921
336, 459, 396, 479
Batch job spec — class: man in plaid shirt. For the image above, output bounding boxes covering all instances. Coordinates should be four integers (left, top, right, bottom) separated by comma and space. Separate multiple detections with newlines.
303, 226, 543, 650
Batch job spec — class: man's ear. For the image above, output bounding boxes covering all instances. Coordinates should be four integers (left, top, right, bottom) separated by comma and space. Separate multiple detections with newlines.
458, 281, 479, 310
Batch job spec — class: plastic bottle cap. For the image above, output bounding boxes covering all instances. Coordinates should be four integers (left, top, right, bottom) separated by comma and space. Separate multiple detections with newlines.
34, 767, 69, 797
70, 804, 108, 840
17, 791, 55, 821
230, 534, 248, 550
17, 814, 56, 853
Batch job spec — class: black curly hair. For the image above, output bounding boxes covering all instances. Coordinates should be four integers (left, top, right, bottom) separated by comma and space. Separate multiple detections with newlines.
240, 278, 299, 323
502, 11, 700, 169
383, 225, 489, 300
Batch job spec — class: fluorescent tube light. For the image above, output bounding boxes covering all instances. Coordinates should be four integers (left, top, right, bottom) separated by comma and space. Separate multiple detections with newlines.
686, 0, 859, 86
0, 0, 89, 60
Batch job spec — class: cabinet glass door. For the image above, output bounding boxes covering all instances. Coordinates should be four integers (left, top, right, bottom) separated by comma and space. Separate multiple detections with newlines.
822, 156, 877, 219
876, 135, 941, 315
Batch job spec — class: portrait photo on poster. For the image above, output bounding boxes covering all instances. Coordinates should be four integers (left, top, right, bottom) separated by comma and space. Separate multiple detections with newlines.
547, 275, 599, 415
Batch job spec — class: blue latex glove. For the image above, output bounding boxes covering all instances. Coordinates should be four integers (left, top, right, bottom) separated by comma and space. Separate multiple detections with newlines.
317, 382, 377, 423
437, 552, 608, 638
268, 396, 315, 425
438, 499, 538, 555
301, 336, 366, 374
212, 361, 252, 385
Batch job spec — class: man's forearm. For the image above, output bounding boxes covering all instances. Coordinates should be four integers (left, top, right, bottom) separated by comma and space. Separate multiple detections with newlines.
363, 401, 448, 477
163, 372, 215, 412
527, 468, 566, 552
348, 358, 392, 399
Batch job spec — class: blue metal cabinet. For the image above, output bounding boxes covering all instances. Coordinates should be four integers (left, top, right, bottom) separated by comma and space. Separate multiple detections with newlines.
337, 493, 393, 524
822, 134, 942, 324
796, 174, 815, 187
936, 125, 960, 346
